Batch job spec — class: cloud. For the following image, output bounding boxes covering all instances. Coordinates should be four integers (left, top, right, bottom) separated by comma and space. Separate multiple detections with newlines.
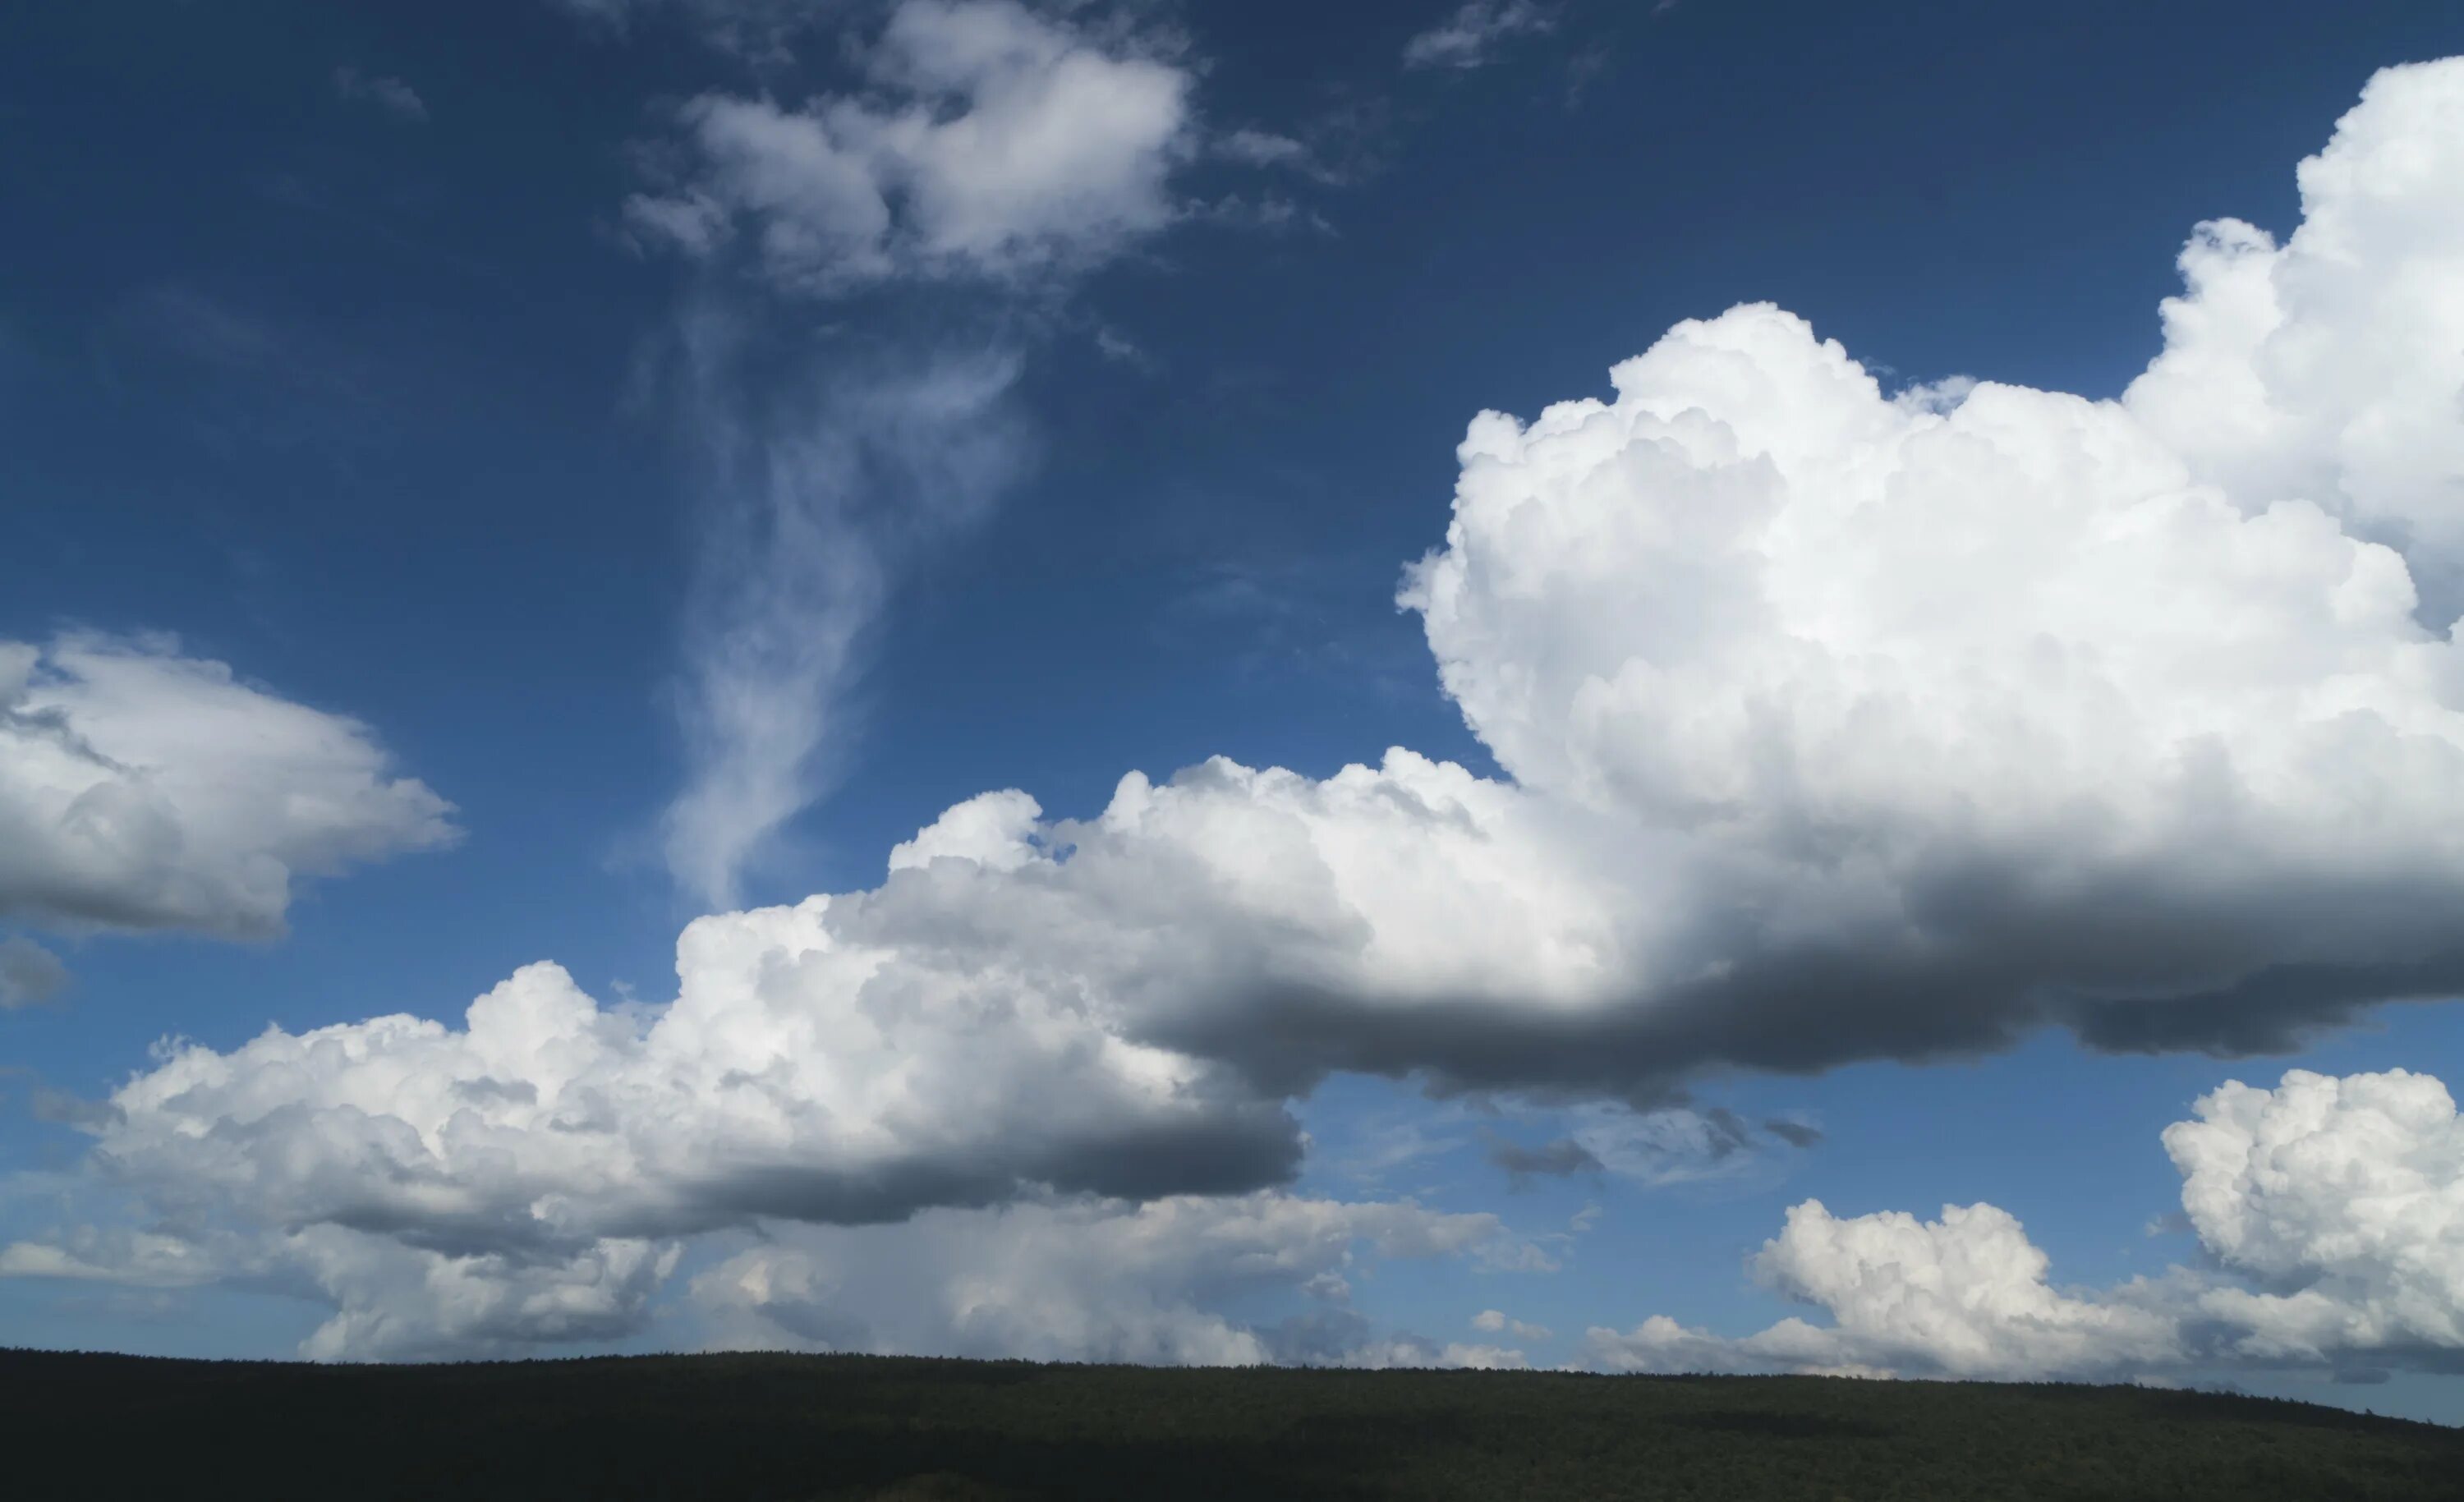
1588, 1201, 2186, 1380
1, 1221, 678, 1362
0, 936, 67, 1009
1486, 1106, 1813, 1193
626, 0, 1197, 294
1091, 324, 1153, 369
660, 49, 2464, 1113
1762, 1118, 1823, 1150
0, 635, 455, 941
292, 1229, 681, 1362
331, 67, 428, 124
1391, 55, 2464, 1080
548, 0, 828, 57
2165, 1068, 2464, 1366
1563, 1105, 1813, 1187
16, 58, 2464, 1362
54, 909, 1296, 1260
2124, 59, 2464, 620
1586, 1068, 2464, 1382
1471, 1308, 1550, 1341
633, 1, 1211, 906
658, 325, 1032, 905
694, 1190, 1511, 1366
1217, 128, 1309, 169
1402, 2, 1556, 71
1487, 1136, 1602, 1187
1211, 126, 1358, 189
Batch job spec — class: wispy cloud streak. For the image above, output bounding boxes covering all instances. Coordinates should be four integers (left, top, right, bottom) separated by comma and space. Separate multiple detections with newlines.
659, 307, 1028, 906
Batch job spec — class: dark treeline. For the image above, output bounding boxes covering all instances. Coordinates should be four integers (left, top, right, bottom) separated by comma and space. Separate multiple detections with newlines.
7, 1347, 2459, 1500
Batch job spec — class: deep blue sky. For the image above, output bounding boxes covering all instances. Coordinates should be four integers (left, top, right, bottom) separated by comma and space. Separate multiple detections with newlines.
6, 0, 2464, 1417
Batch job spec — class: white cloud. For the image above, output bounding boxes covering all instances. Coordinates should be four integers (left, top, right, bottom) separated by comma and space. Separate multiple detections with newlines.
628, 4, 1312, 907
633, 3, 1192, 904
1218, 128, 1309, 168
331, 67, 428, 124
62, 903, 1294, 1259
15, 59, 2464, 1363
1607, 1201, 2183, 1380
1472, 1308, 1550, 1341
1587, 1068, 2464, 1382
885, 787, 1043, 873
658, 334, 1031, 906
0, 635, 455, 941
2167, 1068, 2464, 1365
627, 0, 1196, 293
659, 51, 2464, 1105
1091, 324, 1153, 369
2125, 59, 2464, 620
693, 1190, 1509, 1366
1395, 56, 2464, 1071
1402, 2, 1556, 71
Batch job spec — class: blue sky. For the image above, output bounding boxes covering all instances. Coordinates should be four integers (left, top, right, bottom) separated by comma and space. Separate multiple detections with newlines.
7, 0, 2464, 1421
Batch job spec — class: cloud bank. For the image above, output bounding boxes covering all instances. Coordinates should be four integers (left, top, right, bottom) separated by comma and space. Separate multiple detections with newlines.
1588, 1068, 2464, 1382
14, 58, 2464, 1361
693, 1190, 1519, 1367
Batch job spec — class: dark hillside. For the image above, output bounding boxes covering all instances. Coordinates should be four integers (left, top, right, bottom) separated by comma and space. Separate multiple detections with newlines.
7, 1348, 2457, 1500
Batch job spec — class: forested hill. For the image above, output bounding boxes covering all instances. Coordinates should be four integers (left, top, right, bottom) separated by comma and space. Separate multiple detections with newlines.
8, 1347, 2457, 1500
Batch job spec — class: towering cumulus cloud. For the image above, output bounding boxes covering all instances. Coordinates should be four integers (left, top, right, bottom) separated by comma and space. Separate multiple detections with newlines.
13, 58, 2464, 1360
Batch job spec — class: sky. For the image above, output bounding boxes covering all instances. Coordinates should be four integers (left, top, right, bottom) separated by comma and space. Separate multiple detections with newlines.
6, 0, 2464, 1422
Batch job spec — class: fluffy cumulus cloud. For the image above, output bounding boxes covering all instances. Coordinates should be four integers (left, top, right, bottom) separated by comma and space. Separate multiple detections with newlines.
1399, 56, 2464, 1073
627, 0, 1196, 292
1588, 1068, 2464, 1382
0, 634, 454, 942
15, 60, 2464, 1362
2167, 1068, 2464, 1367
1588, 1201, 2184, 1380
2125, 61, 2464, 619
80, 903, 1298, 1250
